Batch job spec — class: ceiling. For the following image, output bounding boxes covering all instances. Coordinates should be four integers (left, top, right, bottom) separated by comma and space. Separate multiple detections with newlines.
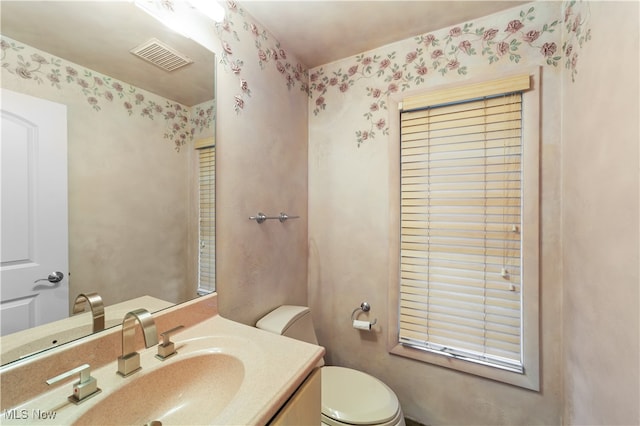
0, 1, 527, 103
0, 1, 215, 106
239, 1, 528, 69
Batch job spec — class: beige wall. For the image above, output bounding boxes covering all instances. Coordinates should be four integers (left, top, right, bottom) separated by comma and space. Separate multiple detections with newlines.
0, 0, 311, 338
211, 4, 310, 325
308, 2, 564, 424
3, 1, 639, 424
1, 36, 214, 307
561, 2, 640, 424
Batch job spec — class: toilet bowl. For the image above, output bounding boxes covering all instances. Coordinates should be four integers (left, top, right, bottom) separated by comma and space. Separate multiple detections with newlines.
256, 305, 405, 426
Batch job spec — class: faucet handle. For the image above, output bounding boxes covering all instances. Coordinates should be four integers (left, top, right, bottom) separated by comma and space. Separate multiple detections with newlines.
156, 325, 185, 360
46, 364, 101, 404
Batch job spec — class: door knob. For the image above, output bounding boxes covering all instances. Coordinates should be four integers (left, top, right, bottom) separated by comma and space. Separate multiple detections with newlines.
34, 271, 64, 283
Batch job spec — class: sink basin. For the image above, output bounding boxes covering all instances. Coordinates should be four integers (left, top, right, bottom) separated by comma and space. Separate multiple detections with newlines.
0, 309, 324, 426
73, 353, 244, 425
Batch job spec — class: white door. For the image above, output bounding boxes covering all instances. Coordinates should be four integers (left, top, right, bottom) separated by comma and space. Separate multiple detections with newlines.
1, 88, 69, 336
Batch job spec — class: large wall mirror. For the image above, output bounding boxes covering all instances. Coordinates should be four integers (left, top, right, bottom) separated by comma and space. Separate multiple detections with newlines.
0, 0, 216, 365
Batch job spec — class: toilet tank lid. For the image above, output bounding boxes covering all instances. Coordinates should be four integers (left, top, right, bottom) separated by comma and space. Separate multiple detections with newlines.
256, 305, 310, 335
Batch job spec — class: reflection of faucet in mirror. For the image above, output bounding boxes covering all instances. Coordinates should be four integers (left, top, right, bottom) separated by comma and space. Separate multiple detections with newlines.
72, 293, 105, 333
117, 309, 158, 377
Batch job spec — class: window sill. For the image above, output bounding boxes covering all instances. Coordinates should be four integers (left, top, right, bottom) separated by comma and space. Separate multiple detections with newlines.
389, 342, 539, 391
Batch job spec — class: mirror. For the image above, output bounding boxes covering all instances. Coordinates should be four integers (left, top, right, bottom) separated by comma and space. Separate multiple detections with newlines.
0, 1, 216, 365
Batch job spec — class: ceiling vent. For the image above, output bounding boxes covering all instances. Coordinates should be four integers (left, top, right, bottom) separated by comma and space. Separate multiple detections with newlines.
130, 38, 193, 72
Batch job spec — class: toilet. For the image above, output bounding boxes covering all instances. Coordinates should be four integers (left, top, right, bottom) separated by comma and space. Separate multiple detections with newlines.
256, 305, 405, 426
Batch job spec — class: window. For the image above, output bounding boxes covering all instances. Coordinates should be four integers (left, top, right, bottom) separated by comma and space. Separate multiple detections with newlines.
388, 72, 540, 390
196, 137, 215, 295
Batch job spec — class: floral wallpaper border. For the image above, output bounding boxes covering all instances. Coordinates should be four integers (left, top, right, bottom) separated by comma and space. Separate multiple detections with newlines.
207, 0, 591, 146
1, 37, 214, 152
214, 0, 309, 113
306, 1, 591, 146
562, 0, 592, 83
3, 1, 591, 149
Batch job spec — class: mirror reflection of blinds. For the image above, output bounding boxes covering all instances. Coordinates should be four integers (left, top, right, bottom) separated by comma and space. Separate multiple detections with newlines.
399, 75, 529, 373
197, 142, 215, 294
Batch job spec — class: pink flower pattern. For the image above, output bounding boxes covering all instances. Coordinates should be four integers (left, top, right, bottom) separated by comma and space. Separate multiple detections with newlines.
214, 1, 308, 113
1, 37, 214, 151
2, 1, 591, 149
309, 3, 590, 146
562, 0, 591, 82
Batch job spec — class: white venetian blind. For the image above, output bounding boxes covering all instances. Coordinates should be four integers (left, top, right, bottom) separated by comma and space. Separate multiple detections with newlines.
399, 75, 530, 372
196, 137, 215, 294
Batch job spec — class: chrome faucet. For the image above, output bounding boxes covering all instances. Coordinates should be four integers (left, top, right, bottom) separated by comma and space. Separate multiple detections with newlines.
117, 309, 158, 377
72, 292, 105, 333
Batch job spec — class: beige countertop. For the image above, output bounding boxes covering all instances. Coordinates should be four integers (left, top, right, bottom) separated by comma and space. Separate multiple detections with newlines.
0, 295, 324, 425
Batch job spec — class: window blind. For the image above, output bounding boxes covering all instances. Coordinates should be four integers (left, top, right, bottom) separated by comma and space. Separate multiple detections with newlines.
399, 76, 529, 372
196, 138, 215, 294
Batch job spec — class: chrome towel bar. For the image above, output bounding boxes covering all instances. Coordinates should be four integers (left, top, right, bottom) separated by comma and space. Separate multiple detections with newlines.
249, 212, 300, 224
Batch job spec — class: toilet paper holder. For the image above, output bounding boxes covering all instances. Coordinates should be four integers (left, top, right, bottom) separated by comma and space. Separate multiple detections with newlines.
351, 302, 377, 326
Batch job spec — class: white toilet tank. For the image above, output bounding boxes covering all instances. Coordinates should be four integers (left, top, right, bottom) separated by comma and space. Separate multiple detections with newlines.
256, 305, 325, 367
256, 305, 320, 345
257, 305, 405, 426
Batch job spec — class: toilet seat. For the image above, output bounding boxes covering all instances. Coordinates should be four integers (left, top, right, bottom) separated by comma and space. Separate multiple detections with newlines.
321, 366, 401, 426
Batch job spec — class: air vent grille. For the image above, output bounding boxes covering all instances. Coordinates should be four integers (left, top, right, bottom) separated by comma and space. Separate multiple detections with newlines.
130, 38, 193, 72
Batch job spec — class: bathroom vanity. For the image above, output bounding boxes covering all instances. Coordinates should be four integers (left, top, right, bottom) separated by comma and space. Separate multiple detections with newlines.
0, 294, 324, 425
